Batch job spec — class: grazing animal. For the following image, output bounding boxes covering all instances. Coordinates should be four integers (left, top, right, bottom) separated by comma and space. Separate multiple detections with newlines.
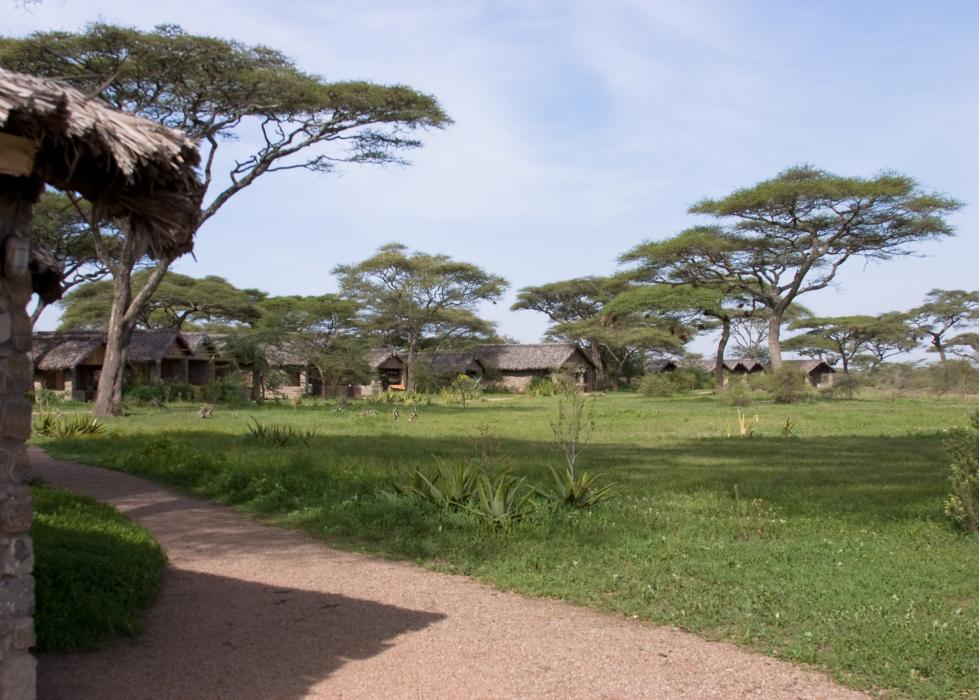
408, 408, 419, 422
334, 403, 346, 412
198, 405, 214, 419
391, 407, 400, 421
359, 409, 378, 418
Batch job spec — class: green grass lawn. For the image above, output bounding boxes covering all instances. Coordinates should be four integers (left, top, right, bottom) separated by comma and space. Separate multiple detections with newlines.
37, 393, 979, 698
32, 483, 167, 651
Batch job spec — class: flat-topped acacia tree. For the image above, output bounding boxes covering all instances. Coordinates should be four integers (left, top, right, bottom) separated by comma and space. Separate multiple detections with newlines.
0, 23, 451, 414
621, 166, 961, 368
335, 243, 507, 391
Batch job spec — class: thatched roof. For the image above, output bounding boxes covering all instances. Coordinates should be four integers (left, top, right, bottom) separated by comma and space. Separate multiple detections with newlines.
0, 68, 202, 258
126, 329, 189, 363
180, 331, 228, 359
475, 343, 595, 371
692, 358, 767, 373
32, 329, 192, 369
784, 359, 835, 375
365, 348, 403, 369
32, 330, 103, 370
423, 351, 484, 375
645, 359, 678, 373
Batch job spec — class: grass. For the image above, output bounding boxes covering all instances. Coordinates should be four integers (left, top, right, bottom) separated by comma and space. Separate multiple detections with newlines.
35, 392, 979, 698
31, 483, 167, 651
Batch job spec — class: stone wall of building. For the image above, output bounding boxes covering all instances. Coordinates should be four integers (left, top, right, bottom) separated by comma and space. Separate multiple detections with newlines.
0, 193, 38, 699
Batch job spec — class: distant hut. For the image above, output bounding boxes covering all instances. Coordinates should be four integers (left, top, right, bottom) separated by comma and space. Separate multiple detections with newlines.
31, 331, 104, 400
784, 359, 835, 388
423, 351, 486, 381
644, 358, 678, 373
180, 331, 232, 385
2, 68, 201, 696
475, 343, 597, 392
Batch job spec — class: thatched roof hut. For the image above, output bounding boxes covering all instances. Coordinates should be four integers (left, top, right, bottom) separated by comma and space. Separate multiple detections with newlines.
645, 359, 678, 373
784, 359, 835, 387
423, 351, 485, 377
0, 68, 203, 257
31, 330, 103, 371
475, 343, 596, 372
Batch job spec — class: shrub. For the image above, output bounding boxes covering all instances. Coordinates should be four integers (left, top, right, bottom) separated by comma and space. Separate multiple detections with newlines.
828, 373, 863, 399
526, 376, 556, 397
33, 413, 105, 438
639, 373, 677, 397
770, 366, 808, 404
391, 458, 481, 510
718, 380, 751, 407
945, 411, 979, 534
440, 374, 483, 406
124, 381, 196, 405
244, 418, 317, 447
202, 375, 249, 403
30, 389, 65, 409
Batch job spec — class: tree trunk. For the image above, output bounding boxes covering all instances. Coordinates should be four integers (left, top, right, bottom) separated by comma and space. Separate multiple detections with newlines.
93, 258, 173, 416
841, 354, 850, 376
714, 317, 731, 392
768, 311, 784, 370
934, 336, 947, 364
93, 272, 134, 416
249, 367, 263, 401
405, 345, 417, 392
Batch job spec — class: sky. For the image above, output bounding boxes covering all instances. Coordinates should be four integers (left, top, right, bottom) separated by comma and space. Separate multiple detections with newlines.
7, 0, 979, 351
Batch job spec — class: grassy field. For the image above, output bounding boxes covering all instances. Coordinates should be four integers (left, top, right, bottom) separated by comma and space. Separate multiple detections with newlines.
36, 392, 979, 698
32, 483, 167, 651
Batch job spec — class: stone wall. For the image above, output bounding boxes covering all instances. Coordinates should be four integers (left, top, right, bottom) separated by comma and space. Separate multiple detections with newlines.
0, 190, 37, 699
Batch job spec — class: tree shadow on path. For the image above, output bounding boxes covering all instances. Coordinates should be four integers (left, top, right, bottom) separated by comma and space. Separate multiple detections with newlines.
39, 569, 445, 700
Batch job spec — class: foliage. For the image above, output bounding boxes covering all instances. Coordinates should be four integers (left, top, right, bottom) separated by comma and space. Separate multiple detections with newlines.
392, 458, 481, 510
770, 366, 808, 404
32, 484, 167, 650
550, 392, 595, 478
472, 473, 536, 526
639, 373, 678, 397
201, 375, 250, 404
1, 22, 450, 416
60, 271, 266, 330
335, 243, 507, 390
733, 486, 780, 540
244, 418, 316, 447
718, 381, 752, 407
828, 374, 863, 400
32, 412, 106, 438
731, 410, 759, 438
30, 388, 64, 410
780, 417, 798, 437
944, 411, 979, 534
124, 381, 196, 405
36, 395, 979, 698
543, 466, 615, 508
526, 376, 556, 397
440, 374, 483, 407
620, 165, 962, 366
910, 289, 979, 362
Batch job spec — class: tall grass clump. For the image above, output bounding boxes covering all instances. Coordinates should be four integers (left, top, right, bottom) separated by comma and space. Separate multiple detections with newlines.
32, 412, 105, 438
244, 418, 317, 447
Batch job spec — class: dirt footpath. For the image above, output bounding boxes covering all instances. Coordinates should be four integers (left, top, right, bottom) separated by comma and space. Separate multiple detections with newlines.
31, 447, 866, 700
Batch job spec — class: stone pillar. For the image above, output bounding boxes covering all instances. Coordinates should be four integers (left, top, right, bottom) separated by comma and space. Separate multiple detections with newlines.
0, 180, 38, 700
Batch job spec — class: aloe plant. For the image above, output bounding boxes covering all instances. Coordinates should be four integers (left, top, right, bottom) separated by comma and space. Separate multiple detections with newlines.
544, 465, 615, 508
471, 473, 534, 525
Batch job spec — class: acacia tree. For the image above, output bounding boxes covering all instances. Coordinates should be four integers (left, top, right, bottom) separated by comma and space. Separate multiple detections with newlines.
512, 276, 629, 388
335, 243, 507, 390
947, 333, 979, 364
29, 192, 110, 325
0, 23, 450, 414
260, 295, 368, 397
909, 289, 979, 364
59, 271, 266, 330
783, 316, 881, 375
621, 166, 961, 368
858, 312, 917, 372
608, 283, 759, 391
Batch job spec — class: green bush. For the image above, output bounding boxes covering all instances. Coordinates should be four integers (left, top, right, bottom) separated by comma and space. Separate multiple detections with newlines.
244, 418, 317, 447
718, 380, 752, 406
543, 465, 615, 508
32, 484, 167, 651
526, 376, 556, 396
124, 381, 196, 405
439, 374, 483, 406
771, 366, 808, 404
202, 374, 249, 403
945, 411, 979, 534
639, 373, 678, 397
828, 373, 863, 399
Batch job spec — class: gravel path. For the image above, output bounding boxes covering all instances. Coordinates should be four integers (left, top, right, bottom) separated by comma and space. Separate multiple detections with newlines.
32, 448, 866, 700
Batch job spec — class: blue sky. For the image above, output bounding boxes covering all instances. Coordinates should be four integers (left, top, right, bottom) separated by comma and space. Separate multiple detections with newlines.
9, 1, 978, 349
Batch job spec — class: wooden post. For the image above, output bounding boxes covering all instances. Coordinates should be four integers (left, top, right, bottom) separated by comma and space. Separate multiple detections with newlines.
0, 174, 40, 700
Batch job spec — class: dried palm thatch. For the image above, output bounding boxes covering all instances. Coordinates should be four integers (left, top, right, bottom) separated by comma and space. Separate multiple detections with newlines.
0, 68, 202, 258
475, 343, 596, 371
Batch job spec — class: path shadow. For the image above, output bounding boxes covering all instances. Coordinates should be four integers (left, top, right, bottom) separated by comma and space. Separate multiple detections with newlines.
38, 569, 445, 700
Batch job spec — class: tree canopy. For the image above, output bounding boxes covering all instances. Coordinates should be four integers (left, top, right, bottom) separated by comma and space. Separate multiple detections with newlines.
910, 289, 979, 363
335, 243, 507, 389
620, 166, 962, 367
0, 22, 451, 415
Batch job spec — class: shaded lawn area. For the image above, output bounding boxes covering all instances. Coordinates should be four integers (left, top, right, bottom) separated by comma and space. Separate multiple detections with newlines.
37, 394, 979, 699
